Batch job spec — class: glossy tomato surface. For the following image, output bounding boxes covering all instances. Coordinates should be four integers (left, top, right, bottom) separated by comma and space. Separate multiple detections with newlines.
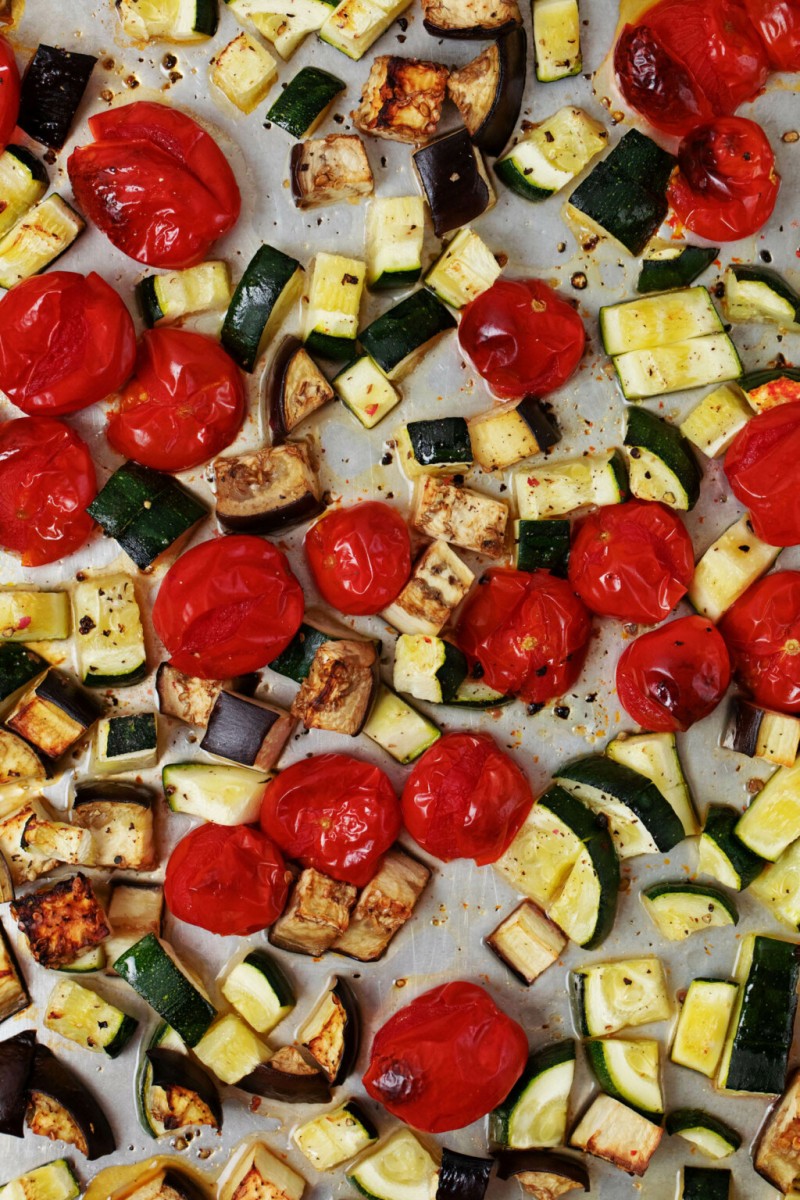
153, 535, 304, 679
457, 568, 592, 705
568, 501, 695, 625
260, 753, 401, 887
458, 279, 586, 400
668, 117, 780, 242
106, 328, 245, 472
616, 615, 731, 732
725, 402, 800, 546
363, 981, 528, 1133
401, 732, 533, 866
304, 502, 411, 616
0, 36, 20, 151
165, 823, 289, 936
0, 272, 136, 416
68, 101, 241, 268
745, 0, 800, 69
720, 573, 800, 713
0, 417, 96, 567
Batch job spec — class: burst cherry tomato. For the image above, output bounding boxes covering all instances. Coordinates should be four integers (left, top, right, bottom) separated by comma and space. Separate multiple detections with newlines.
401, 732, 533, 866
668, 117, 780, 242
304, 502, 411, 616
720, 573, 800, 713
0, 273, 136, 417
260, 754, 401, 888
106, 328, 245, 473
165, 823, 289, 936
363, 981, 528, 1133
0, 417, 96, 567
725, 402, 800, 546
153, 535, 304, 679
744, 0, 800, 70
457, 568, 592, 706
458, 279, 586, 400
616, 615, 731, 732
568, 501, 695, 626
68, 101, 241, 268
0, 36, 20, 152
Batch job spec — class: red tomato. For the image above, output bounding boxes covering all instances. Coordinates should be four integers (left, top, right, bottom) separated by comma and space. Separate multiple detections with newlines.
568, 501, 695, 626
106, 328, 245, 473
458, 279, 586, 400
304, 502, 411, 616
0, 36, 20, 151
616, 615, 731, 732
457, 568, 592, 706
0, 272, 136, 417
153, 535, 304, 679
0, 417, 96, 567
260, 754, 401, 888
68, 101, 241, 268
668, 117, 780, 242
401, 732, 533, 866
363, 981, 528, 1133
720, 573, 800, 713
744, 0, 800, 70
165, 823, 289, 936
725, 402, 800, 546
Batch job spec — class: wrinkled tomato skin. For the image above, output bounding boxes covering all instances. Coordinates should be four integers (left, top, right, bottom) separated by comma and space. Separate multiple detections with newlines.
363, 981, 528, 1133
260, 754, 401, 888
68, 102, 240, 268
401, 732, 533, 866
668, 117, 780, 242
0, 273, 136, 416
616, 615, 731, 733
0, 36, 20, 152
720, 573, 800, 713
457, 568, 592, 705
725, 402, 800, 546
458, 279, 586, 400
568, 501, 695, 626
744, 0, 800, 70
165, 823, 289, 936
614, 25, 712, 137
153, 535, 304, 679
304, 502, 411, 616
0, 417, 96, 567
106, 328, 245, 473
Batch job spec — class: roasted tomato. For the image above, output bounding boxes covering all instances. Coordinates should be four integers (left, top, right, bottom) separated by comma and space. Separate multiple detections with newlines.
363, 981, 528, 1133
614, 0, 769, 137
260, 753, 401, 888
744, 0, 800, 70
401, 732, 533, 866
568, 500, 695, 626
106, 328, 245, 473
68, 101, 241, 268
458, 279, 586, 400
165, 823, 289, 936
668, 117, 780, 242
720, 573, 800, 713
153, 535, 304, 679
616, 614, 731, 732
304, 502, 411, 616
0, 272, 136, 416
0, 417, 96, 567
0, 35, 20, 152
725, 402, 800, 546
457, 568, 592, 706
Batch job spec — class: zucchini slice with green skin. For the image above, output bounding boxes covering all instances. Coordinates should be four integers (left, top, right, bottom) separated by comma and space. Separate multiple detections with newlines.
437, 1150, 493, 1200
137, 262, 232, 328
514, 450, 628, 519
586, 1038, 663, 1117
294, 1100, 378, 1171
688, 514, 780, 621
571, 957, 671, 1037
18, 45, 97, 150
0, 644, 47, 714
162, 762, 270, 825
625, 406, 701, 511
679, 382, 753, 459
266, 66, 345, 138
641, 883, 737, 942
320, 0, 412, 61
118, 0, 219, 40
605, 731, 697, 836
681, 1167, 731, 1200
113, 934, 216, 1048
495, 105, 606, 203
211, 31, 277, 113
741, 365, 800, 412
94, 712, 158, 775
489, 1041, 575, 1150
359, 289, 456, 380
0, 145, 48, 239
72, 574, 147, 688
44, 978, 137, 1057
346, 1128, 439, 1200
468, 397, 560, 472
1, 1161, 80, 1200
495, 784, 593, 908
723, 265, 800, 329
334, 354, 402, 427
513, 519, 570, 576
532, 0, 580, 81
722, 698, 800, 769
615, 333, 742, 401
221, 243, 304, 372
0, 194, 84, 289
637, 245, 719, 294
718, 933, 800, 1094
750, 839, 800, 930
362, 685, 441, 764
396, 417, 473, 480
665, 1109, 741, 1160
600, 287, 722, 356
446, 677, 513, 708
670, 978, 739, 1078
220, 949, 295, 1034
0, 1030, 37, 1137
424, 227, 502, 310
494, 1151, 589, 1195
393, 634, 469, 704
268, 612, 380, 684
365, 195, 425, 290
698, 805, 765, 891
302, 252, 365, 360
735, 758, 800, 861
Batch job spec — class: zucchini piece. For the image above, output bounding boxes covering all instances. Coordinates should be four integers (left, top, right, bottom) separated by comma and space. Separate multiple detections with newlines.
362, 684, 441, 764
248, 5, 334, 59
6, 671, 101, 760
698, 804, 765, 891
679, 382, 752, 458
641, 882, 737, 941
666, 1109, 741, 1160
755, 1071, 800, 1192
352, 54, 449, 144
72, 781, 155, 871
605, 731, 697, 836
267, 610, 378, 683
625, 406, 701, 510
741, 365, 800, 413
72, 574, 146, 688
302, 251, 365, 360
736, 758, 800, 861
532, 0, 580, 81
210, 32, 277, 112
718, 934, 800, 1094
44, 978, 137, 1057
266, 64, 344, 137
266, 335, 333, 441
346, 1129, 439, 1200
237, 1044, 332, 1105
113, 934, 216, 1047
18, 45, 96, 150
0, 194, 84, 289
365, 194, 424, 289
137, 261, 232, 328
141, 1043, 221, 1137
681, 1167, 731, 1200
424, 227, 502, 310
722, 698, 800, 769
489, 1041, 575, 1149
382, 539, 474, 636
495, 1152, 589, 1196
332, 847, 430, 961
0, 644, 46, 714
750, 839, 800, 930
495, 785, 590, 908
446, 28, 526, 157
319, 0, 413, 60
413, 129, 495, 238
290, 134, 373, 208
294, 1100, 377, 1170
569, 1093, 663, 1176
670, 978, 739, 1078
162, 762, 269, 825
468, 398, 560, 472
496, 105, 606, 203
393, 634, 469, 704
513, 519, 570, 576
269, 867, 357, 956
412, 476, 508, 559
334, 354, 401, 427
218, 1141, 305, 1200
200, 691, 294, 771
637, 244, 719, 294
214, 442, 323, 534
93, 712, 158, 775
0, 1029, 37, 1137
117, 0, 219, 40
514, 450, 627, 519
88, 461, 207, 572
0, 144, 48, 239
55, 945, 106, 974
436, 1150, 492, 1200
397, 417, 473, 480
193, 1013, 271, 1085
298, 975, 360, 1085
615, 333, 742, 401
1, 1162, 80, 1200
586, 1037, 662, 1117
104, 882, 163, 970
221, 244, 304, 372
486, 900, 567, 985
688, 513, 779, 621
11, 873, 109, 970
360, 288, 456, 380
421, 0, 520, 37
0, 922, 29, 1025
113, 1169, 207, 1200
545, 829, 619, 950
25, 1043, 115, 1159
600, 286, 723, 356
723, 265, 800, 329
0, 590, 70, 641
571, 957, 670, 1037
221, 949, 294, 1034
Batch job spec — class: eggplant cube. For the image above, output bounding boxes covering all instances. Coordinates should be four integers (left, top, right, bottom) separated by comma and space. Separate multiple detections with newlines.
266, 336, 334, 441
333, 847, 431, 960
201, 691, 296, 772
291, 639, 378, 735
270, 867, 358, 956
412, 476, 509, 558
290, 134, 374, 209
11, 873, 110, 969
6, 670, 102, 760
383, 539, 475, 636
486, 900, 567, 984
422, 0, 521, 36
353, 56, 449, 144
214, 442, 323, 534
0, 801, 58, 886
570, 1094, 663, 1176
156, 663, 258, 728
72, 782, 156, 871
414, 129, 495, 237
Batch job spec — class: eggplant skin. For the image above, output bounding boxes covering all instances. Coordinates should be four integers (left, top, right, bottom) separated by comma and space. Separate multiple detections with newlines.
422, 0, 521, 38
266, 336, 334, 442
438, 1149, 494, 1200
237, 1058, 333, 1105
495, 1151, 590, 1196
447, 27, 527, 157
26, 1044, 116, 1160
413, 129, 493, 237
302, 977, 361, 1086
0, 1030, 37, 1138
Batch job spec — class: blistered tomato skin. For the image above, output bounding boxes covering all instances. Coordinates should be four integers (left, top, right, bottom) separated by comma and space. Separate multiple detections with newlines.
363, 981, 528, 1133
0, 36, 20, 152
0, 273, 136, 417
153, 535, 304, 680
458, 279, 586, 400
457, 568, 592, 705
720, 573, 800, 714
304, 502, 412, 616
401, 732, 534, 866
260, 753, 401, 888
744, 0, 800, 70
568, 501, 695, 626
725, 402, 800, 546
165, 823, 289, 936
616, 615, 731, 733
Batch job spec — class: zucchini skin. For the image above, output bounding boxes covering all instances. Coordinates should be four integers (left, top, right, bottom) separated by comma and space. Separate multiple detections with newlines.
724, 936, 800, 1094
625, 406, 702, 510
222, 244, 303, 373
559, 753, 685, 853
359, 289, 456, 374
266, 67, 346, 139
637, 246, 719, 294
